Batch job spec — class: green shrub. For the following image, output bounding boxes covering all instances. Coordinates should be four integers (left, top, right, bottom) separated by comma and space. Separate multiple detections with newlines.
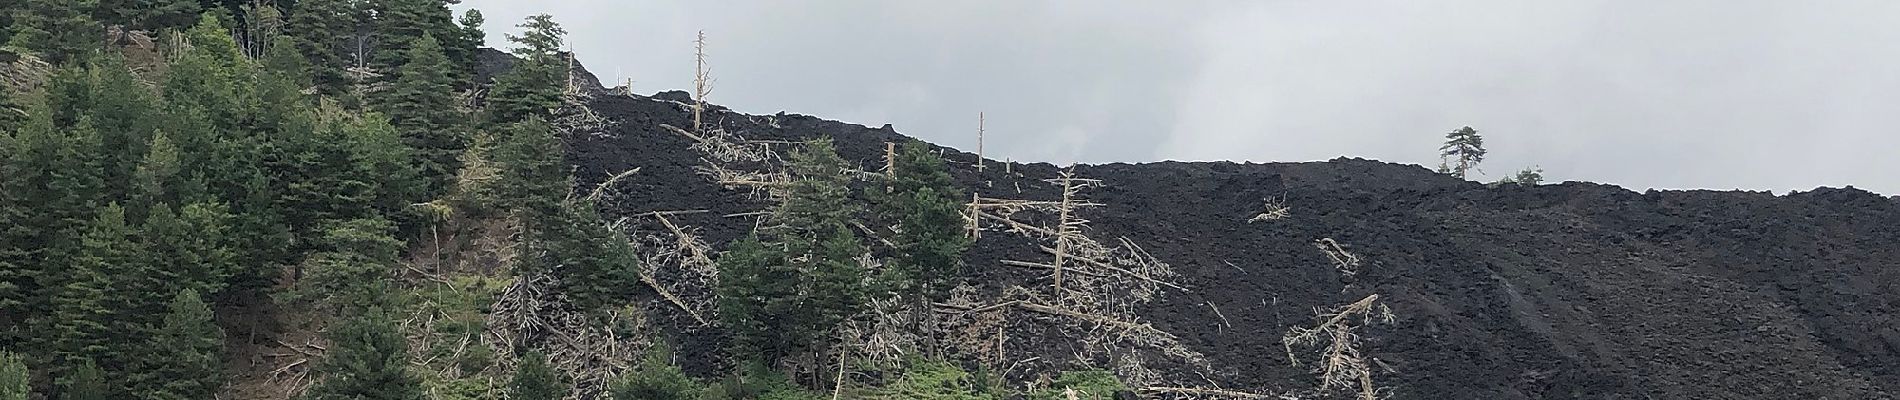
861, 359, 995, 400
1033, 370, 1127, 400
610, 345, 701, 400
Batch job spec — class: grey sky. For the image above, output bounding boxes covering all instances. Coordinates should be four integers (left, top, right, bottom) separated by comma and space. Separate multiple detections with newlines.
457, 0, 1900, 195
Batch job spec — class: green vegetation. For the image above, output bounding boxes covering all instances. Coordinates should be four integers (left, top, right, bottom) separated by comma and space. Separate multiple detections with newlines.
874, 140, 973, 298
133, 289, 224, 400
717, 139, 870, 363
1438, 126, 1487, 179
1498, 166, 1546, 186
511, 352, 567, 400
859, 359, 997, 400
0, 352, 25, 400
304, 309, 426, 400
1032, 370, 1129, 400
0, 1, 1110, 398
609, 346, 700, 400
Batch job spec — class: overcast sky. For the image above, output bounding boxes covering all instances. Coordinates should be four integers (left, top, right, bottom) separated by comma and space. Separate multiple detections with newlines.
457, 0, 1899, 195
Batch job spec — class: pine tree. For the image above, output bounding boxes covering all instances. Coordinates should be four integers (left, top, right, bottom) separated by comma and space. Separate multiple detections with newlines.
0, 101, 102, 353
1438, 126, 1487, 179
164, 14, 253, 132
712, 233, 787, 356
487, 15, 567, 125
60, 359, 108, 400
7, 0, 100, 65
0, 351, 25, 400
283, 0, 355, 96
716, 139, 868, 362
609, 346, 699, 400
341, 113, 426, 216
451, 9, 486, 82
492, 118, 567, 217
522, 200, 638, 308
142, 202, 237, 300
226, 173, 294, 293
303, 309, 425, 400
0, 0, 18, 46
367, 0, 459, 79
294, 218, 402, 313
509, 352, 566, 400
132, 289, 224, 400
0, 83, 22, 134
87, 54, 166, 201
376, 34, 467, 197
94, 0, 200, 32
274, 110, 417, 243
874, 141, 972, 298
51, 204, 142, 388
128, 132, 186, 218
275, 110, 377, 245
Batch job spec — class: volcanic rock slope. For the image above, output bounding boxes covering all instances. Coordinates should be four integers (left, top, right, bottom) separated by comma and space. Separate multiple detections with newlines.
548, 71, 1899, 399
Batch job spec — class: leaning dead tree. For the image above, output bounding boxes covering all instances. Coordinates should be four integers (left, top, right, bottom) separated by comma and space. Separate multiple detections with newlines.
1283, 294, 1393, 400
618, 210, 721, 327
1313, 238, 1360, 279
1248, 197, 1290, 223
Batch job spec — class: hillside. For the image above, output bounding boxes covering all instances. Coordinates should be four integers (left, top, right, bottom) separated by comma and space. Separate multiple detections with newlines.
541, 53, 1900, 399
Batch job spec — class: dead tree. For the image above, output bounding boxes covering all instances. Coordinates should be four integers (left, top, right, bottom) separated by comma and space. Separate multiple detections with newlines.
947, 168, 1214, 391
485, 272, 649, 398
1313, 238, 1360, 279
624, 211, 720, 326
1248, 197, 1290, 223
1047, 168, 1097, 297
976, 112, 987, 173
693, 30, 712, 133
1283, 294, 1393, 400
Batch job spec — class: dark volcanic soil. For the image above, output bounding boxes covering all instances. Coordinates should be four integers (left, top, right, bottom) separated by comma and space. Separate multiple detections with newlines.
531, 55, 1900, 398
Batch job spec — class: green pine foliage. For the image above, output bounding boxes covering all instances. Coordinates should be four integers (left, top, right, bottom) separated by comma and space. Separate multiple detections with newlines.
303, 309, 425, 400
873, 141, 971, 298
521, 199, 639, 308
487, 14, 567, 125
0, 100, 104, 350
452, 10, 486, 81
1438, 126, 1486, 179
1496, 166, 1545, 186
717, 139, 870, 362
860, 359, 996, 400
509, 352, 566, 400
698, 365, 821, 400
283, 0, 355, 96
0, 3, 589, 398
367, 0, 465, 81
492, 118, 568, 217
50, 204, 142, 382
1031, 370, 1127, 400
291, 218, 403, 313
132, 289, 224, 400
86, 55, 166, 201
7, 0, 100, 65
0, 82, 22, 134
376, 34, 467, 197
60, 360, 108, 400
94, 0, 199, 32
607, 345, 698, 400
140, 203, 238, 301
0, 351, 26, 400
